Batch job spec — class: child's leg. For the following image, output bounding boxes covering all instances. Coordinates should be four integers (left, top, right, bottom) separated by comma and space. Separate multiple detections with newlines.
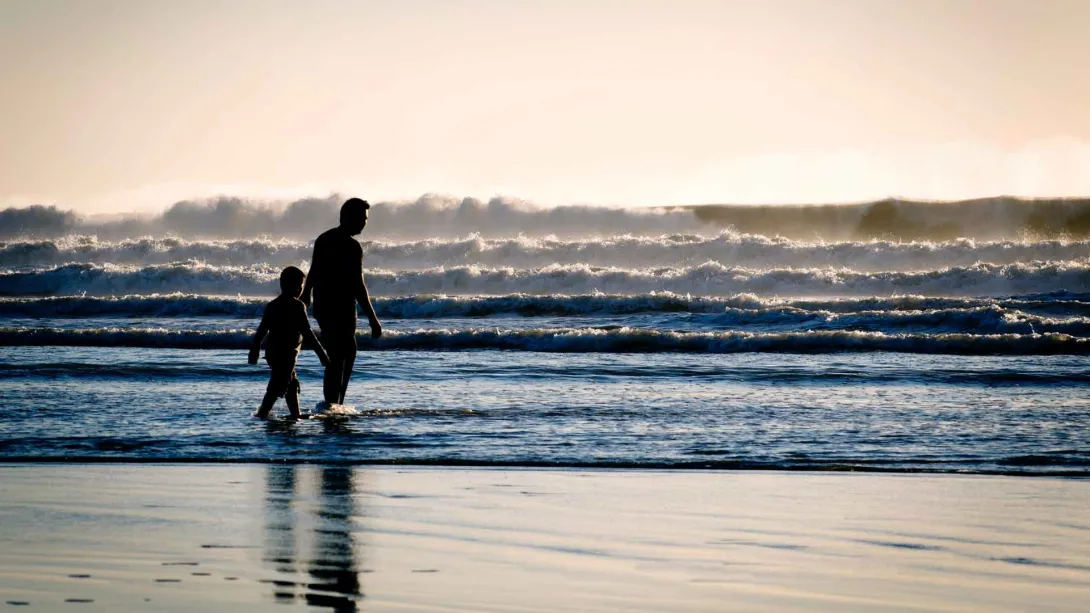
257, 362, 291, 418
256, 388, 278, 418
284, 375, 302, 419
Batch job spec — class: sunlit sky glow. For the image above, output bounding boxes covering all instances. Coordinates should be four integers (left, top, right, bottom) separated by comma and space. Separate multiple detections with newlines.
2, 0, 1089, 212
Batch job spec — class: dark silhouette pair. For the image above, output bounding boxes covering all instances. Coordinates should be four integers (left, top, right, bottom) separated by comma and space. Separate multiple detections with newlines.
249, 198, 383, 418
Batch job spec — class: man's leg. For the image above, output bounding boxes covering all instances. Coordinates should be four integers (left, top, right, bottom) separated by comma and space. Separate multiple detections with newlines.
319, 320, 357, 405
336, 339, 357, 405
322, 345, 344, 405
318, 319, 339, 404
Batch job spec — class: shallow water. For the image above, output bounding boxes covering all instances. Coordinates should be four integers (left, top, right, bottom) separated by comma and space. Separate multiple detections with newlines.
2, 232, 1089, 474
1, 346, 1086, 473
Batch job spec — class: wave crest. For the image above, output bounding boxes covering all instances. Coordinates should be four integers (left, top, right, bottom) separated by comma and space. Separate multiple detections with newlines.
3, 292, 1089, 337
5, 232, 1090, 271
2, 326, 1085, 355
4, 261, 1089, 298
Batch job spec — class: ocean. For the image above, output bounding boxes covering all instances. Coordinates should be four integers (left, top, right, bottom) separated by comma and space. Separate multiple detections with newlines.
2, 199, 1089, 474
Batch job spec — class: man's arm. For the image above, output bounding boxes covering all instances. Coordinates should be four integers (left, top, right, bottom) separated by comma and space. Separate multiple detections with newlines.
353, 245, 382, 339
301, 240, 319, 307
248, 310, 269, 364
356, 276, 382, 339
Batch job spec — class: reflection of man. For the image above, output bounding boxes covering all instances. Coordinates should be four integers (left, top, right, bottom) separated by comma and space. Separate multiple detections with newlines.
262, 465, 362, 610
308, 467, 361, 609
301, 198, 382, 406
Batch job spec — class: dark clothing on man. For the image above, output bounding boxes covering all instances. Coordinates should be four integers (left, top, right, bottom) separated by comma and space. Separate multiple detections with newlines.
301, 227, 375, 405
304, 227, 366, 324
316, 318, 358, 405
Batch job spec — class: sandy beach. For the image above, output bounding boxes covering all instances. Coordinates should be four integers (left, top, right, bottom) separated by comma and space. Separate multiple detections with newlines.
0, 465, 1086, 612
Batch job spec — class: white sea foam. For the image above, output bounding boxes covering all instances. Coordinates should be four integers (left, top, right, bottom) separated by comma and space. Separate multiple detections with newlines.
0, 262, 280, 296
0, 236, 312, 269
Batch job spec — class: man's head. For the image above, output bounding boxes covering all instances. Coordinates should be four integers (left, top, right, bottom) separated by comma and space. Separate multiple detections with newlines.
279, 266, 306, 297
339, 197, 371, 235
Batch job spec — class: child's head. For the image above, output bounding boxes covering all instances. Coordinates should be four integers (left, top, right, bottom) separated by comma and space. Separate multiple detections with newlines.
279, 266, 306, 297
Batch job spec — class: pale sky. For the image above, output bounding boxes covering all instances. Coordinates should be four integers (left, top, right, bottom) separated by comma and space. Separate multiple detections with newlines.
2, 0, 1089, 212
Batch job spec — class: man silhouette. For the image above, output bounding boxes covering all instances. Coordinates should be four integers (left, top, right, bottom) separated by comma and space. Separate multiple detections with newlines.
301, 197, 382, 406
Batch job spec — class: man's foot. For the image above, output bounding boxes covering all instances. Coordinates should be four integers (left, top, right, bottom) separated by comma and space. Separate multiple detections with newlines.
313, 401, 331, 415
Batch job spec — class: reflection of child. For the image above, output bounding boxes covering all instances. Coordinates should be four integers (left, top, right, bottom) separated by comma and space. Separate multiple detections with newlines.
249, 266, 329, 419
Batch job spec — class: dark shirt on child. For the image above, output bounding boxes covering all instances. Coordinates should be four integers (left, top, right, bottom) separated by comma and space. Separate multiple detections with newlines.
257, 295, 313, 360
253, 294, 321, 400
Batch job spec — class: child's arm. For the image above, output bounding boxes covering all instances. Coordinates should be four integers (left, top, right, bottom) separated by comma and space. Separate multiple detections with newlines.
302, 327, 330, 367
301, 251, 318, 307
248, 310, 270, 365
293, 301, 329, 366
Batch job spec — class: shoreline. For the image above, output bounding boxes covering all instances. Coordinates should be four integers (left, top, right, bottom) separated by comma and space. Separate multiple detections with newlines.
1, 458, 1086, 478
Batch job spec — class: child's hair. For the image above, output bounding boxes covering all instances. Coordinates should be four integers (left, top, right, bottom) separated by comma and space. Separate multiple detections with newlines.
279, 266, 306, 293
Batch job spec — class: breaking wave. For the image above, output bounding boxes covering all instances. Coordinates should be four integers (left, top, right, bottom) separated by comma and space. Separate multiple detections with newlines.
5, 233, 1090, 271
0, 262, 281, 296
0, 236, 312, 269
2, 326, 1086, 355
2, 292, 1089, 337
3, 260, 1090, 298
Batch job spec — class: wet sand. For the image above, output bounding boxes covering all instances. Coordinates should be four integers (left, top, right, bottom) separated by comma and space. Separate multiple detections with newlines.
0, 464, 1087, 612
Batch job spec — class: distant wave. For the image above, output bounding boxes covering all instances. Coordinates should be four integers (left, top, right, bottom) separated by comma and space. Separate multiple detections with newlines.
2, 326, 1086, 355
696, 305, 1090, 336
6, 195, 1090, 241
3, 261, 1089, 297
3, 293, 1089, 336
0, 196, 705, 241
5, 233, 1090, 271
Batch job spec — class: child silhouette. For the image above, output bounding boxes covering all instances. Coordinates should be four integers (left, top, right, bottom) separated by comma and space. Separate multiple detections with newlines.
249, 266, 330, 419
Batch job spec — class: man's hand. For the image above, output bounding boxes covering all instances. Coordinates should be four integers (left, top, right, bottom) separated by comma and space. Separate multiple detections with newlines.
248, 346, 260, 365
370, 320, 382, 339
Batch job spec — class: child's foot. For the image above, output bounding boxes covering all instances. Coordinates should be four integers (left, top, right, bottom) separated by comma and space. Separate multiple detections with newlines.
313, 401, 331, 415
251, 410, 270, 419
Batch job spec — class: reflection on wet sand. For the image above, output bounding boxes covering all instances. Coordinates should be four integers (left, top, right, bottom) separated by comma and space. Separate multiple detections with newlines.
264, 466, 363, 611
